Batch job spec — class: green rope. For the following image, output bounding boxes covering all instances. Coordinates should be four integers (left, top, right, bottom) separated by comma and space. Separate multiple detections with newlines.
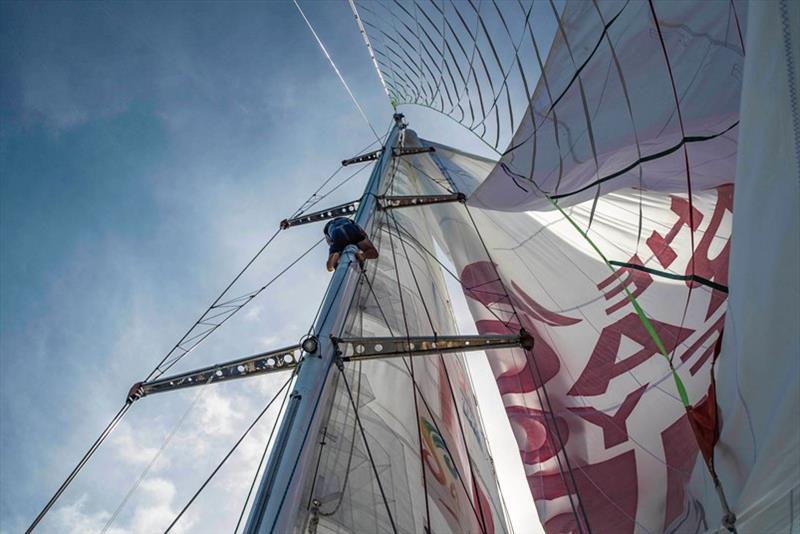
546, 198, 690, 407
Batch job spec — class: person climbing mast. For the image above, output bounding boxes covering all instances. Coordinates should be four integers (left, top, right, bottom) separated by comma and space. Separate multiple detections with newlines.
323, 216, 378, 272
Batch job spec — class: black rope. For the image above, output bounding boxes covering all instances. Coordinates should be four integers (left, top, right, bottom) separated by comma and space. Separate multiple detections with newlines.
317, 360, 362, 517
335, 362, 398, 534
386, 217, 514, 329
157, 238, 325, 377
25, 403, 131, 534
234, 374, 295, 533
384, 208, 434, 532
360, 270, 489, 533
164, 373, 294, 533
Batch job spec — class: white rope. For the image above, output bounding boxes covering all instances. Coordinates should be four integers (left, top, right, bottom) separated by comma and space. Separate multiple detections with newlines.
348, 0, 393, 108
293, 0, 382, 142
100, 374, 214, 533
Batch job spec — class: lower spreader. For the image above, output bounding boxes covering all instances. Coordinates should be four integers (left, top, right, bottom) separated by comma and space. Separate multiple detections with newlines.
126, 331, 533, 402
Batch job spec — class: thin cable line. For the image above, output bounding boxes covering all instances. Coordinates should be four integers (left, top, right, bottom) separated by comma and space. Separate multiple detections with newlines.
293, 0, 382, 142
146, 228, 280, 382
234, 374, 294, 533
101, 374, 215, 533
349, 0, 392, 106
164, 373, 295, 533
156, 238, 325, 377
25, 403, 131, 534
335, 362, 398, 534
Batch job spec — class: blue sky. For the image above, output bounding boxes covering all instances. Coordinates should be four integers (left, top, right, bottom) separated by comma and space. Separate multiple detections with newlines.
0, 2, 540, 532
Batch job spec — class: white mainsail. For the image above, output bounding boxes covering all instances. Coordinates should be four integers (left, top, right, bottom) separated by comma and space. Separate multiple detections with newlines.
295, 126, 509, 534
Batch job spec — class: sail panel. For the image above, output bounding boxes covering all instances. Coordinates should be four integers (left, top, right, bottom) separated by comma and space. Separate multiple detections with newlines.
470, 0, 744, 212
712, 0, 800, 531
295, 129, 508, 534
364, 130, 730, 533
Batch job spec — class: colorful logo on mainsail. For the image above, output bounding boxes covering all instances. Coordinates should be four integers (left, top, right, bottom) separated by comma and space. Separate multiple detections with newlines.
420, 415, 460, 524
420, 416, 458, 488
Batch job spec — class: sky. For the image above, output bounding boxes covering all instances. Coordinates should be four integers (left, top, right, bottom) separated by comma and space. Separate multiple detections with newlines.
0, 2, 542, 533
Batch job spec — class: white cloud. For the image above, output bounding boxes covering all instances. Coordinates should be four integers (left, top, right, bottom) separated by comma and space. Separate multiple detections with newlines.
196, 389, 244, 437
48, 495, 111, 534
110, 425, 163, 468
127, 478, 190, 534
244, 304, 263, 322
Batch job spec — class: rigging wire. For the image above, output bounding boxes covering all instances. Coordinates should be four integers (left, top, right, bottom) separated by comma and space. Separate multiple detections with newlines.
100, 374, 215, 534
348, 0, 392, 106
334, 361, 398, 534
234, 374, 295, 533
359, 270, 489, 532
145, 226, 281, 382
28, 140, 376, 530
291, 137, 381, 219
25, 403, 131, 534
156, 238, 325, 377
164, 373, 295, 534
293, 0, 382, 142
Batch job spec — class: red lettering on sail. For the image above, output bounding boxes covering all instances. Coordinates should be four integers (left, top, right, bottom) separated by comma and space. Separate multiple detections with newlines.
596, 254, 654, 315
680, 314, 725, 376
688, 185, 733, 319
530, 450, 638, 534
568, 313, 693, 397
460, 262, 580, 327
506, 405, 569, 463
461, 261, 512, 307
476, 320, 559, 395
511, 281, 582, 327
662, 414, 701, 531
646, 196, 703, 268
568, 384, 648, 449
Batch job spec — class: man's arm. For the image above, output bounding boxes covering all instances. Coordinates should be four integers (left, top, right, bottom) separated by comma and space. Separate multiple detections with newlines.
356, 238, 379, 259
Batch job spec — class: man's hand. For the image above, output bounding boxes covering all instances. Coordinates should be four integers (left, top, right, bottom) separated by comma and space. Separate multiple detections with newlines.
327, 252, 340, 272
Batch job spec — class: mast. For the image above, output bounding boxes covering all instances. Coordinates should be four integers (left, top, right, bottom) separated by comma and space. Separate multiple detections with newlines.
244, 114, 406, 534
